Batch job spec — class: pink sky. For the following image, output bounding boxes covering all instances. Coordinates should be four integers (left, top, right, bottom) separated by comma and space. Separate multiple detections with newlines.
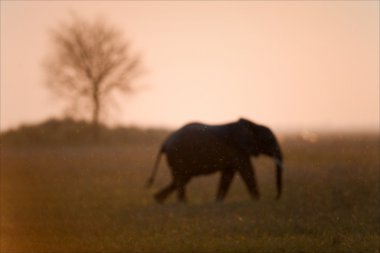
1, 1, 379, 132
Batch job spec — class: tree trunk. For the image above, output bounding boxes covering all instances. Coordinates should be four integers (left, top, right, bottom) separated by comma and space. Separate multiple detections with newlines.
92, 90, 100, 142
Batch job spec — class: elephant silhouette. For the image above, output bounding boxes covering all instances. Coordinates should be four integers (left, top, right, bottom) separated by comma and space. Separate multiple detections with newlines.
147, 118, 284, 203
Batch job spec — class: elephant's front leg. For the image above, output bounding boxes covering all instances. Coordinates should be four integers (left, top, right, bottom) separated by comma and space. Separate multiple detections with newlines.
237, 160, 260, 199
216, 169, 235, 202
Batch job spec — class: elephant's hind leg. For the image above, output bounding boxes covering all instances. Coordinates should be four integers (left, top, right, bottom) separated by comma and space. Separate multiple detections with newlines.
154, 175, 190, 203
176, 177, 191, 203
154, 182, 176, 203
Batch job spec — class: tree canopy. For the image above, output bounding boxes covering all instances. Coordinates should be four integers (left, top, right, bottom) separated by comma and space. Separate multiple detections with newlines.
44, 15, 142, 132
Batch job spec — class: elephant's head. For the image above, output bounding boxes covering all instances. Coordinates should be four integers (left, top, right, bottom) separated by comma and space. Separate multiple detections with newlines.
237, 118, 284, 199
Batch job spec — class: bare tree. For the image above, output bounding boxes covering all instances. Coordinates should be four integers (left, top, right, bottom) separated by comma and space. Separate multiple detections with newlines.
44, 15, 142, 138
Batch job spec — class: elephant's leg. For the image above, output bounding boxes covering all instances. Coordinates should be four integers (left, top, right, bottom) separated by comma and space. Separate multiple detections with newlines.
176, 177, 191, 203
216, 169, 235, 202
154, 181, 176, 203
237, 161, 260, 199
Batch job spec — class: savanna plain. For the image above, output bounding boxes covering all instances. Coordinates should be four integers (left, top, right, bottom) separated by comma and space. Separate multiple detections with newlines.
1, 129, 379, 253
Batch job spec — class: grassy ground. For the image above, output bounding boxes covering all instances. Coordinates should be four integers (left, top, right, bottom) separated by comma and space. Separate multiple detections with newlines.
1, 133, 379, 253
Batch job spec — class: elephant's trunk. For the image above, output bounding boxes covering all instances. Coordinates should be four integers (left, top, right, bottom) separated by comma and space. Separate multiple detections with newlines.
274, 156, 283, 199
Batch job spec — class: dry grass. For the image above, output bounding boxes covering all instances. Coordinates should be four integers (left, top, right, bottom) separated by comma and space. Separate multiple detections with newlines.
1, 134, 379, 253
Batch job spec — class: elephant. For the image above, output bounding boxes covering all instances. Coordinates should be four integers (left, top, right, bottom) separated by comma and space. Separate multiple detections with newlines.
146, 118, 284, 203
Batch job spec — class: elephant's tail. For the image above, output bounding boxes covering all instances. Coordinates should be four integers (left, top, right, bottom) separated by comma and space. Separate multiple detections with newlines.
146, 145, 165, 188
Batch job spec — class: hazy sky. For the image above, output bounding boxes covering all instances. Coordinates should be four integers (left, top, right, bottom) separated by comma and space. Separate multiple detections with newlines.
1, 1, 379, 132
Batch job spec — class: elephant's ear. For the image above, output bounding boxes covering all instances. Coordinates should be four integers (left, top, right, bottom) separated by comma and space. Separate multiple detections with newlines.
236, 119, 260, 156
238, 118, 259, 133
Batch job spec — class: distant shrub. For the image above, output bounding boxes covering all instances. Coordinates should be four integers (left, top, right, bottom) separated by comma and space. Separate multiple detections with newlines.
0, 118, 170, 146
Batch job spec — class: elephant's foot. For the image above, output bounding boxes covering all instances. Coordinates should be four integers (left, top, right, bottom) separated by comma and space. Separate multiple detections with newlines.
252, 191, 260, 200
177, 197, 187, 204
154, 193, 166, 204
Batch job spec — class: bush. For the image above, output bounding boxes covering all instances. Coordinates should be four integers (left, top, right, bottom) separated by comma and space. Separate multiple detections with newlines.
0, 118, 170, 146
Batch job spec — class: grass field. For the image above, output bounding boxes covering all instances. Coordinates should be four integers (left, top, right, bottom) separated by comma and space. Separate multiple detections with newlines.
1, 133, 379, 253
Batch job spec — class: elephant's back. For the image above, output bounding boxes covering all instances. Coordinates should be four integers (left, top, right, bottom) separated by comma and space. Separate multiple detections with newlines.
164, 123, 239, 175
165, 123, 214, 150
